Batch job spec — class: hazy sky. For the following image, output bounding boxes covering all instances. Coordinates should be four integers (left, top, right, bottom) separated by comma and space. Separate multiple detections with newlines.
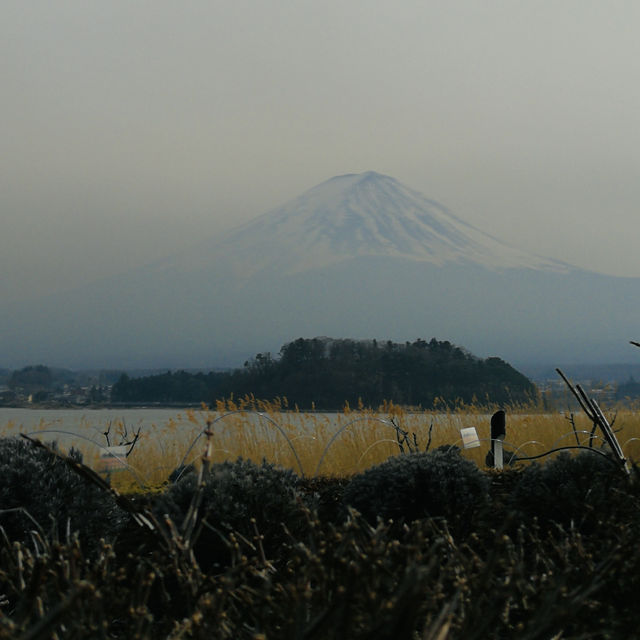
2, 1, 639, 302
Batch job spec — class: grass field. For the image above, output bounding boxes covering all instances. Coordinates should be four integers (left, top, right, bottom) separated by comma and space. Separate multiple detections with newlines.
7, 397, 637, 490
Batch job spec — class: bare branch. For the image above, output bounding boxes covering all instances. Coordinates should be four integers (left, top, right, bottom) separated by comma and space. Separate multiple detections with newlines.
103, 420, 112, 447
565, 412, 580, 446
556, 369, 595, 420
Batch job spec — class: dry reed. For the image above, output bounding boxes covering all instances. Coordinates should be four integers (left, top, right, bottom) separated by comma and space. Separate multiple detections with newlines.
3, 397, 640, 491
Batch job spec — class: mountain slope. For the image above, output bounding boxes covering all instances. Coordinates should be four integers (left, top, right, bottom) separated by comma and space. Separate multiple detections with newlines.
1, 172, 638, 369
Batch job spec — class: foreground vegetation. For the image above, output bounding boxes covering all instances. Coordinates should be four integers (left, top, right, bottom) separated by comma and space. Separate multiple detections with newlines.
0, 426, 638, 639
1, 397, 640, 638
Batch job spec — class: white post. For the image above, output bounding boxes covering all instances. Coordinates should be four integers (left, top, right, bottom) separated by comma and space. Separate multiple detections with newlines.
494, 438, 504, 470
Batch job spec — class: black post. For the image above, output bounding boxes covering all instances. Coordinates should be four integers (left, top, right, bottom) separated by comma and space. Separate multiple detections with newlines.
486, 410, 506, 468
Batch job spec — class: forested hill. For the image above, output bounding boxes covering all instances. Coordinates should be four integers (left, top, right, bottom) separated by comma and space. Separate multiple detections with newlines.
111, 337, 538, 409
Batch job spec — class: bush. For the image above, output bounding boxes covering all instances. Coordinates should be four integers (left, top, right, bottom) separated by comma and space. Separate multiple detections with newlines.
0, 437, 128, 548
299, 475, 350, 522
153, 457, 309, 568
342, 446, 490, 530
509, 451, 628, 528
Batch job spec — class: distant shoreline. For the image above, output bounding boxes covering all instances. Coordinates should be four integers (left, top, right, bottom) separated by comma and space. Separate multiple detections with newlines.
0, 402, 205, 411
0, 403, 355, 414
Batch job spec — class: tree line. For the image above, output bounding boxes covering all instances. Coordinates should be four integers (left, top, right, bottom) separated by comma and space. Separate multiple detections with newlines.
110, 337, 538, 409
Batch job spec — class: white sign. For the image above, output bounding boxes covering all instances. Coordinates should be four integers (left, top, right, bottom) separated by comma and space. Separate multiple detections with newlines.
460, 427, 480, 449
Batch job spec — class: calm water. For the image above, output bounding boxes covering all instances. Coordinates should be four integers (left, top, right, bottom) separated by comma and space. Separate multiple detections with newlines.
0, 407, 208, 453
0, 407, 201, 434
0, 407, 463, 434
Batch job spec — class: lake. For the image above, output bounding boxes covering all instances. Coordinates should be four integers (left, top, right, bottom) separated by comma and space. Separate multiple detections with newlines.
0, 407, 202, 436
0, 407, 213, 457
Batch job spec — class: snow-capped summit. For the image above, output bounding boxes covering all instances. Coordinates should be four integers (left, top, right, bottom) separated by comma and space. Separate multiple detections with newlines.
178, 171, 567, 277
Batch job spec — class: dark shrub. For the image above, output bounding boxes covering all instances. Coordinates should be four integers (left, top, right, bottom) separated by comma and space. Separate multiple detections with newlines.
342, 446, 490, 530
153, 457, 308, 568
0, 437, 128, 548
509, 451, 627, 527
299, 475, 350, 523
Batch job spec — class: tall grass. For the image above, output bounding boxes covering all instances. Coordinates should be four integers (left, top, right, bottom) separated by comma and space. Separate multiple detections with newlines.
4, 397, 640, 491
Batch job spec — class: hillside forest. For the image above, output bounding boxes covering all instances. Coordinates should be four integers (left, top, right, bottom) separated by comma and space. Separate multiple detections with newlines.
110, 337, 537, 409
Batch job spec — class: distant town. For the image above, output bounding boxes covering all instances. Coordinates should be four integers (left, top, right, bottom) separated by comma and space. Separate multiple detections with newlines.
0, 365, 115, 408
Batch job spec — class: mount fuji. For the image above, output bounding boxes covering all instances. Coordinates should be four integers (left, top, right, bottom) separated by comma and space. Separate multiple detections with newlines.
2, 172, 639, 369
165, 171, 567, 278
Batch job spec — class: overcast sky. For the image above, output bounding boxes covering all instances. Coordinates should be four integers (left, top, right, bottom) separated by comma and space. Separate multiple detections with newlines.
2, 1, 639, 303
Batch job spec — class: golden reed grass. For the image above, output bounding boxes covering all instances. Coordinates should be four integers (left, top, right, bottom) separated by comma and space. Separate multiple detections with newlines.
3, 396, 640, 491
